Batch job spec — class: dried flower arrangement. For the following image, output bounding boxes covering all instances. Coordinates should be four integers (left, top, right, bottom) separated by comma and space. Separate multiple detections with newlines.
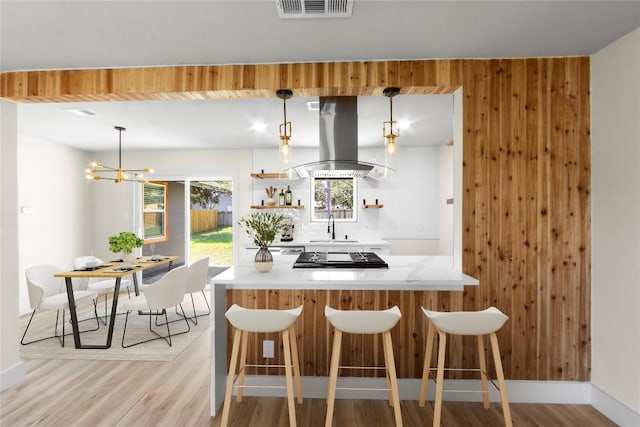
265, 186, 277, 198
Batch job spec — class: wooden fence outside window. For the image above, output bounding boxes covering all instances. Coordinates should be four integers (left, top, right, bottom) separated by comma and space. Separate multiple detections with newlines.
191, 209, 233, 232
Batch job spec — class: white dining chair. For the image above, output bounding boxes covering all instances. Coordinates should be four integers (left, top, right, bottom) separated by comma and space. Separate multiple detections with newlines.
23, 264, 99, 347
120, 264, 190, 348
178, 256, 210, 325
73, 255, 133, 325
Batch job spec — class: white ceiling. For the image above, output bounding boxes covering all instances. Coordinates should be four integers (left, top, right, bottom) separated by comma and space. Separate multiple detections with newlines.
2, 0, 639, 152
2, 1, 638, 71
16, 95, 455, 151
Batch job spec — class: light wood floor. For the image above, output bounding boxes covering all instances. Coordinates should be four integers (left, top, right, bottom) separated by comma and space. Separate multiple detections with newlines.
2, 324, 616, 427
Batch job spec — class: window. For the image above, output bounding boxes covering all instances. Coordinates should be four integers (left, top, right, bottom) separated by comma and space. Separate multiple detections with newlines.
143, 182, 167, 243
312, 177, 357, 222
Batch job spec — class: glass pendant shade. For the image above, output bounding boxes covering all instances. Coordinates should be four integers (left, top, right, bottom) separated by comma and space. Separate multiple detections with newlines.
277, 89, 293, 174
383, 123, 399, 175
279, 122, 292, 171
382, 87, 401, 177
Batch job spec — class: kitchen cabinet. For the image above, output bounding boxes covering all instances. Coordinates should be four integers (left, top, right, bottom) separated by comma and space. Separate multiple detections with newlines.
304, 240, 390, 256
241, 240, 391, 261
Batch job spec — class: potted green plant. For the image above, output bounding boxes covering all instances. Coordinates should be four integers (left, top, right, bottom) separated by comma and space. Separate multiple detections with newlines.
238, 211, 287, 272
108, 231, 144, 263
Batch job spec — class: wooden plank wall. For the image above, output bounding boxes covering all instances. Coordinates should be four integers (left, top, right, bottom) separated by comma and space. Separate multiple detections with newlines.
1, 58, 591, 381
227, 289, 467, 379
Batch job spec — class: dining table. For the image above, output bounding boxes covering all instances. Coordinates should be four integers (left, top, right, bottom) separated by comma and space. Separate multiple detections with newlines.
54, 255, 179, 349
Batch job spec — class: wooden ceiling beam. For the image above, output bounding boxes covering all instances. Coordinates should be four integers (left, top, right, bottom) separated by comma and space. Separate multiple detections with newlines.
0, 61, 459, 103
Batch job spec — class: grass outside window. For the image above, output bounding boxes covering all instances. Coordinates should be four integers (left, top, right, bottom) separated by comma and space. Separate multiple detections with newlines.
190, 226, 232, 265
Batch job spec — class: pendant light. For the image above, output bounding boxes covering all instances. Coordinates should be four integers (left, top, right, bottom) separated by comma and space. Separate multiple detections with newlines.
277, 89, 293, 174
382, 87, 400, 177
85, 126, 153, 183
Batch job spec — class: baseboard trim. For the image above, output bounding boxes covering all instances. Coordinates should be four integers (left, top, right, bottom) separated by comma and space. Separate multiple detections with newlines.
236, 375, 592, 404
0, 361, 26, 392
591, 384, 640, 427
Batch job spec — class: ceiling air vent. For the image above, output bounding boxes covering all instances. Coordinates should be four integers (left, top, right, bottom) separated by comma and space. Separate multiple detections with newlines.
275, 0, 353, 19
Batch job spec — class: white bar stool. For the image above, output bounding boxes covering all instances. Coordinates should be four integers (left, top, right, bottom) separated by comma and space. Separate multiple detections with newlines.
419, 306, 512, 427
324, 305, 403, 427
221, 304, 303, 427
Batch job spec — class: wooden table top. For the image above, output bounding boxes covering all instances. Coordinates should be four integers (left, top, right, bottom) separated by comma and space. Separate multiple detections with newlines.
54, 255, 179, 278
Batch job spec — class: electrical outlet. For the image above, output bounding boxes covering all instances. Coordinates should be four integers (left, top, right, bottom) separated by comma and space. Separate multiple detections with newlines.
263, 340, 274, 358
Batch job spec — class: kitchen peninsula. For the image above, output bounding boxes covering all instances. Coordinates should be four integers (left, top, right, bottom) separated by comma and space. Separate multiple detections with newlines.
209, 254, 478, 415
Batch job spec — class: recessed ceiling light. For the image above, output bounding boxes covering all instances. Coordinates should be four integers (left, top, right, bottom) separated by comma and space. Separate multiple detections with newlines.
251, 122, 268, 131
64, 108, 96, 116
307, 101, 320, 111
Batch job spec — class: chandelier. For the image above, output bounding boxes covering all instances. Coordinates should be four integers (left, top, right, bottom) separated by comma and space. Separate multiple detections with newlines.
382, 87, 400, 176
85, 126, 153, 183
277, 89, 293, 173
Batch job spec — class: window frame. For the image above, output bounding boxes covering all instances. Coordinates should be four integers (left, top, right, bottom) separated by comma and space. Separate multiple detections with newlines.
311, 176, 357, 223
142, 181, 168, 244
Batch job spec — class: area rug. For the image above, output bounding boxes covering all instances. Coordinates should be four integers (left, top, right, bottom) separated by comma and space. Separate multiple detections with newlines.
19, 293, 211, 362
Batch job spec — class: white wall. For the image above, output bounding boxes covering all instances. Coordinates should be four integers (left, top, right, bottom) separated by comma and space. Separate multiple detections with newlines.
438, 141, 454, 255
17, 135, 94, 315
1, 100, 24, 391
592, 27, 640, 414
249, 145, 442, 252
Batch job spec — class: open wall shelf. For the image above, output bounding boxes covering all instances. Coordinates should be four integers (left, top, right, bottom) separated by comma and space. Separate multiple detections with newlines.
250, 205, 305, 209
250, 172, 290, 179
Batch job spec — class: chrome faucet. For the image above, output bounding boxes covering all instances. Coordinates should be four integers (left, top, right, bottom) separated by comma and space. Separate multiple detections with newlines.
327, 214, 335, 240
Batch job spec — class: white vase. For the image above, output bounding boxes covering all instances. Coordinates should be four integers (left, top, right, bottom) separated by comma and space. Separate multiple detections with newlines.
254, 247, 273, 273
122, 251, 137, 263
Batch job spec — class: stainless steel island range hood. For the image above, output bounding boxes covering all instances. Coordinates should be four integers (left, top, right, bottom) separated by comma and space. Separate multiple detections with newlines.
291, 96, 389, 179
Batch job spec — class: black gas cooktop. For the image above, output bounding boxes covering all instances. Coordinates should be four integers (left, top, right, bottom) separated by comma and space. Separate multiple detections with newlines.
292, 251, 389, 269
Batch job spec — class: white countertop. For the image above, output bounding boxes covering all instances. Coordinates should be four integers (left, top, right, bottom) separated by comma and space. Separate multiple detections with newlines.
212, 255, 478, 291
263, 239, 390, 247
